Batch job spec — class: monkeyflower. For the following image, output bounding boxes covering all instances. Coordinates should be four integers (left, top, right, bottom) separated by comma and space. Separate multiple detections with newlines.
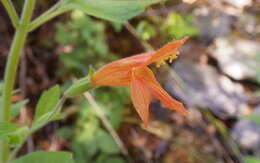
91, 37, 189, 127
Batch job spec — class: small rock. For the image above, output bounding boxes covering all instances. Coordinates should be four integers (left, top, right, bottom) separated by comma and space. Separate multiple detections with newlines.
209, 36, 260, 80
223, 0, 252, 9
193, 7, 234, 42
232, 105, 260, 153
236, 13, 260, 36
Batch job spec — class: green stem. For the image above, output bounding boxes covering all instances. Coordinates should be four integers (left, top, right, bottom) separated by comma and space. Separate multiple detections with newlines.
28, 2, 70, 32
29, 7, 70, 32
1, 0, 19, 28
0, 25, 27, 163
0, 0, 36, 162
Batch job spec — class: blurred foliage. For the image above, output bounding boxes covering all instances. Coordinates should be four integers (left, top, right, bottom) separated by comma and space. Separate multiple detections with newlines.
13, 151, 75, 163
60, 87, 129, 163
55, 10, 130, 162
55, 10, 116, 77
204, 110, 229, 138
242, 114, 260, 125
244, 156, 260, 163
135, 12, 198, 42
161, 12, 198, 40
136, 20, 156, 40
111, 22, 123, 33
204, 110, 243, 159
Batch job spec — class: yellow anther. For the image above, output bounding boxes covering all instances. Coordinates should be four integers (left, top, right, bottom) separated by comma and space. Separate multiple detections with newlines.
156, 59, 165, 67
155, 51, 180, 67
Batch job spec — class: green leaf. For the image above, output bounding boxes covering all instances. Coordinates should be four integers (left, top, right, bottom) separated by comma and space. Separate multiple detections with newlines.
161, 12, 198, 39
242, 114, 260, 125
8, 126, 29, 146
32, 112, 64, 130
0, 122, 29, 145
65, 76, 96, 97
65, 0, 160, 23
0, 122, 20, 139
88, 65, 95, 77
244, 156, 260, 163
96, 129, 119, 154
34, 85, 60, 121
136, 20, 156, 40
0, 99, 28, 120
14, 151, 75, 163
11, 100, 29, 119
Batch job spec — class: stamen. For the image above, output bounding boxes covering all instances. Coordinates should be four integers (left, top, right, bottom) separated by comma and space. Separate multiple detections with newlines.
156, 51, 180, 67
156, 59, 165, 67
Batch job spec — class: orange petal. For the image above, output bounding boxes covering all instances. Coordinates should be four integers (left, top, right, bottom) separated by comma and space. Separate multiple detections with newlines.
145, 36, 189, 65
118, 52, 152, 66
150, 83, 188, 115
91, 63, 132, 86
131, 68, 153, 127
133, 67, 188, 115
91, 53, 152, 86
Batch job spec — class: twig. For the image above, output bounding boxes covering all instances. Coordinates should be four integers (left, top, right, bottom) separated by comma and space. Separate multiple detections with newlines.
83, 92, 129, 158
124, 23, 154, 52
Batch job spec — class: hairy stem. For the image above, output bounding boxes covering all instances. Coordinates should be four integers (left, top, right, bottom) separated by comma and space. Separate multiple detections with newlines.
0, 0, 36, 162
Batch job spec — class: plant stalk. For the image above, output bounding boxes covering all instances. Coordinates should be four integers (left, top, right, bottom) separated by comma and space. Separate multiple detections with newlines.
0, 0, 36, 162
28, 7, 70, 32
1, 0, 19, 28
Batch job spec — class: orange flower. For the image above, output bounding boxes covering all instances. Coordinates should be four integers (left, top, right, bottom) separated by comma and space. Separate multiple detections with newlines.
91, 37, 189, 127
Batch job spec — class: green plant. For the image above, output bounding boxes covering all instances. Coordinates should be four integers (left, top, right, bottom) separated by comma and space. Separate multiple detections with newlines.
55, 10, 114, 77
0, 0, 160, 162
161, 12, 198, 40
60, 87, 130, 163
136, 20, 157, 41
133, 12, 198, 44
244, 156, 260, 163
54, 12, 132, 162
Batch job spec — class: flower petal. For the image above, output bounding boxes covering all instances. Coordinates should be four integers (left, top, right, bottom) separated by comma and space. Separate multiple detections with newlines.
91, 53, 152, 86
91, 63, 132, 86
133, 67, 188, 115
151, 83, 188, 115
145, 36, 189, 65
131, 68, 153, 127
